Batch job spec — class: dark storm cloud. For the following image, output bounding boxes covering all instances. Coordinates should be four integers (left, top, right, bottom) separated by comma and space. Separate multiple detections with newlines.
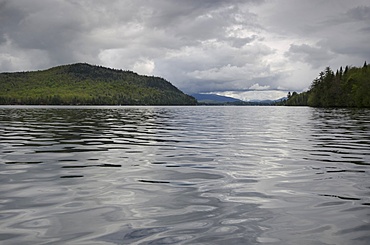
1, 1, 262, 71
346, 5, 370, 21
0, 0, 98, 68
0, 0, 369, 99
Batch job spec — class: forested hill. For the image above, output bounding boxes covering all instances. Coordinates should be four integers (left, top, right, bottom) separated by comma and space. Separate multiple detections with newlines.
0, 63, 196, 105
285, 62, 370, 107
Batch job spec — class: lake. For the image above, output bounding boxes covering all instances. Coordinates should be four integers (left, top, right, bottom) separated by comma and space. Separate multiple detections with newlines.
0, 106, 369, 245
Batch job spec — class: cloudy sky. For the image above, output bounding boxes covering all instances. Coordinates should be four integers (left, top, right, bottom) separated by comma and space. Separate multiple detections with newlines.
1, 0, 369, 100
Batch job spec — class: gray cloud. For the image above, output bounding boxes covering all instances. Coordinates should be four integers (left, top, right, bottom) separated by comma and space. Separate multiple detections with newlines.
286, 43, 336, 69
347, 5, 370, 21
0, 0, 369, 100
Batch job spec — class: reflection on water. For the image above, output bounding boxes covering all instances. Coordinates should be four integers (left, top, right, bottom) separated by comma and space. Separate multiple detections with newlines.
0, 106, 369, 245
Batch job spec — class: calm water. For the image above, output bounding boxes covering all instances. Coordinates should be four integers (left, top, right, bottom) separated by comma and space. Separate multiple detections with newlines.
0, 106, 369, 245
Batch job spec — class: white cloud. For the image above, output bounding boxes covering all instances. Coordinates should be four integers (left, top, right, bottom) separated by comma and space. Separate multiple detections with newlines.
249, 83, 270, 90
132, 58, 155, 75
216, 90, 288, 101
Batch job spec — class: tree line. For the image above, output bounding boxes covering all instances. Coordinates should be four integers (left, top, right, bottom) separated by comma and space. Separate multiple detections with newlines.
285, 62, 370, 107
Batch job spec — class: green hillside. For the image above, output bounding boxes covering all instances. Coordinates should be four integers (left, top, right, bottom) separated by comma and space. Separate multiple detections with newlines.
0, 63, 196, 105
285, 62, 370, 107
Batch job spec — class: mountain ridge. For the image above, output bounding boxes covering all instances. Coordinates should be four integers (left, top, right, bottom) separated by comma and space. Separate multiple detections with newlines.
0, 63, 196, 105
192, 93, 286, 105
191, 93, 242, 104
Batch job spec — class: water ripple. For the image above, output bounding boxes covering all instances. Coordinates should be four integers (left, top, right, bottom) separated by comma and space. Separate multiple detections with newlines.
0, 106, 369, 244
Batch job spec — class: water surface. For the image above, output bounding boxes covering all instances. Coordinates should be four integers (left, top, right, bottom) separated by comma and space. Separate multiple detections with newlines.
0, 106, 369, 244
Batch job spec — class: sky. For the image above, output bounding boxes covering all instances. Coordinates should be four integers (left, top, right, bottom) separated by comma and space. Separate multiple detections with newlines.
1, 0, 369, 101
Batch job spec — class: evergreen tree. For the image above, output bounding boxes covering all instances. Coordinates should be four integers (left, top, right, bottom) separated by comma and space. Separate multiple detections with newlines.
286, 63, 370, 108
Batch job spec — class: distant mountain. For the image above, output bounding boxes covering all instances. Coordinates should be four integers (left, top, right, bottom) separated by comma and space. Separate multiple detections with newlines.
192, 93, 287, 105
0, 63, 196, 105
191, 93, 242, 104
250, 97, 287, 104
